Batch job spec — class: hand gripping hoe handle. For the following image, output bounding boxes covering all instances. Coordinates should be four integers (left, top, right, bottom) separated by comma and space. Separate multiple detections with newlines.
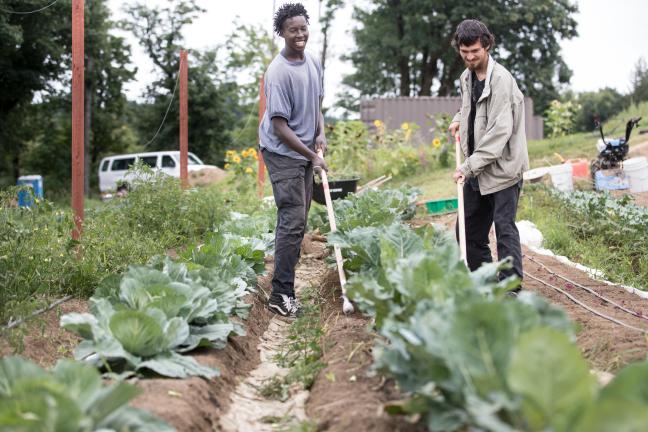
316, 149, 354, 315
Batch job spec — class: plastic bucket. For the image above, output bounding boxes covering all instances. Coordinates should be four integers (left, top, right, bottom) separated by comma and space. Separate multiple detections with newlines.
547, 164, 573, 192
566, 158, 589, 178
622, 156, 648, 193
312, 178, 359, 205
17, 175, 44, 207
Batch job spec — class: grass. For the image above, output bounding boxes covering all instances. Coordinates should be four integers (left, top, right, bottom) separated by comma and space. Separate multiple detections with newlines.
518, 186, 647, 289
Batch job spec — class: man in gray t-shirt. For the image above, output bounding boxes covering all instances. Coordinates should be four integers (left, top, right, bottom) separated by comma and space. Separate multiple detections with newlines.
261, 3, 327, 318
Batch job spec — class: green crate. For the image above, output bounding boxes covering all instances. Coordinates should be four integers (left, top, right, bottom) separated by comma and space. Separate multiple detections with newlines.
424, 197, 458, 214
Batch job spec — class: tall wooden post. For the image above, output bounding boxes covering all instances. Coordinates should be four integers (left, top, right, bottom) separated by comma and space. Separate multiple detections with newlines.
71, 0, 85, 240
179, 50, 188, 188
257, 75, 266, 198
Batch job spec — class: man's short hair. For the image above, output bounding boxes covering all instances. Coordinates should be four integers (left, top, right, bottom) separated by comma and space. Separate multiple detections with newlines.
452, 19, 495, 51
273, 3, 310, 36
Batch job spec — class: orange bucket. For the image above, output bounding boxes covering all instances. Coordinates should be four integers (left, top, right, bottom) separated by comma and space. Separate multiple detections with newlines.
566, 158, 589, 178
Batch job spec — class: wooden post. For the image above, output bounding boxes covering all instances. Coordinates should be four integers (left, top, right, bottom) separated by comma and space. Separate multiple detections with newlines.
71, 0, 84, 240
257, 75, 266, 198
179, 50, 188, 188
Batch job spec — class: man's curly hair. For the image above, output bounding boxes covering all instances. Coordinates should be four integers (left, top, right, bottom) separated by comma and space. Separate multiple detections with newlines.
273, 3, 310, 35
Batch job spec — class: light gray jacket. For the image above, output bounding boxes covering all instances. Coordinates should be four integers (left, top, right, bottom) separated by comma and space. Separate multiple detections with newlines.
452, 56, 529, 195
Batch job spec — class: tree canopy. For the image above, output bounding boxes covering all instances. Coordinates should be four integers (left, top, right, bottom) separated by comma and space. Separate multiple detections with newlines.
342, 0, 578, 114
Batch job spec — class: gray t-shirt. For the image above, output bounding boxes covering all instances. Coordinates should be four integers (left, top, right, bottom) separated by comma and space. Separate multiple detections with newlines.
259, 50, 323, 160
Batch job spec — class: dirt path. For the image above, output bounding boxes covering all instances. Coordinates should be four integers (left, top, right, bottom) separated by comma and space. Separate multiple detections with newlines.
522, 249, 648, 372
218, 317, 309, 431
306, 270, 423, 432
217, 242, 329, 431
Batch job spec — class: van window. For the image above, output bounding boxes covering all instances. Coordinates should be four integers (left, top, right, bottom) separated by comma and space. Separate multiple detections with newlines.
111, 157, 136, 171
140, 156, 158, 168
162, 155, 176, 168
188, 154, 201, 165
100, 160, 110, 172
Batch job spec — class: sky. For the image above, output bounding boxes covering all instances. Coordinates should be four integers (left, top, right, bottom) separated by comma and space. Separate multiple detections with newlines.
107, 0, 648, 109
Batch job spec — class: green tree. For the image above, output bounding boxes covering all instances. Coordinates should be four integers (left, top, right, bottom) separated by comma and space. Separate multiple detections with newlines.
574, 88, 628, 132
630, 57, 648, 104
123, 0, 237, 164
342, 0, 577, 115
222, 21, 278, 150
83, 0, 137, 195
318, 0, 344, 85
0, 0, 71, 183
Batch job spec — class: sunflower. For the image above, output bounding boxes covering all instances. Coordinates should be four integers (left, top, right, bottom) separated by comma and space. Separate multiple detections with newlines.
433, 138, 442, 148
373, 119, 384, 128
224, 163, 231, 170
233, 155, 242, 164
401, 122, 409, 130
226, 150, 236, 157
245, 167, 253, 174
242, 149, 250, 158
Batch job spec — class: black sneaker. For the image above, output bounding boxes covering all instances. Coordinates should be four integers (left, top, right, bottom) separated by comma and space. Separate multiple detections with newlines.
506, 287, 522, 298
267, 293, 299, 318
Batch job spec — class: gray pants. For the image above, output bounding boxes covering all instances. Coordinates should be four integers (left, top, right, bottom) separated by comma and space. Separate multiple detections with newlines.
262, 149, 313, 297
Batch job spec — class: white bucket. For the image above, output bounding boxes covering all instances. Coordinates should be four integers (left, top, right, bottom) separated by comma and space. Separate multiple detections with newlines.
623, 157, 648, 193
547, 164, 573, 192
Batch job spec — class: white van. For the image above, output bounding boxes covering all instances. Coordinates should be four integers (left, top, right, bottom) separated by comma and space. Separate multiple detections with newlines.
98, 151, 216, 199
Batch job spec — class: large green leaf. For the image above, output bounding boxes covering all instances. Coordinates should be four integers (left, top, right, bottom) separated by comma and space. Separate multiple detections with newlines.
109, 310, 167, 358
51, 360, 103, 412
0, 356, 173, 431
573, 399, 648, 432
597, 361, 648, 405
508, 327, 597, 432
0, 356, 47, 397
138, 351, 219, 379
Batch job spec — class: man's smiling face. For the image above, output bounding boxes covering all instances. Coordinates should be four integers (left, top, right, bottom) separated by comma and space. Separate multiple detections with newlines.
459, 40, 489, 72
281, 15, 309, 54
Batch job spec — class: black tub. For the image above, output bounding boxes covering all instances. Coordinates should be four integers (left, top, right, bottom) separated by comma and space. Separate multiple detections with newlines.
312, 178, 359, 205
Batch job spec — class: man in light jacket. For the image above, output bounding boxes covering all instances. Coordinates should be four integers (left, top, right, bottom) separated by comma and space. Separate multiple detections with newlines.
448, 19, 529, 294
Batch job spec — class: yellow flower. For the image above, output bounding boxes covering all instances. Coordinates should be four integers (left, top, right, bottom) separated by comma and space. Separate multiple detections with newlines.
373, 119, 384, 128
433, 138, 441, 148
252, 153, 258, 160
401, 122, 409, 130
226, 150, 236, 157
248, 147, 257, 155
224, 163, 231, 169
242, 149, 250, 158
245, 167, 253, 174
233, 155, 241, 164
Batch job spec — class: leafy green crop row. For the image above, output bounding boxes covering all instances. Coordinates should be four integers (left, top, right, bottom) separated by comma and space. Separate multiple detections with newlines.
519, 187, 647, 290
327, 189, 648, 432
0, 356, 173, 431
309, 186, 419, 234
61, 213, 274, 379
0, 170, 232, 324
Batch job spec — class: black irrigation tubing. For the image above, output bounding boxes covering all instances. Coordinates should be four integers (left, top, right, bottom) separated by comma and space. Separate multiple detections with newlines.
524, 272, 647, 333
2, 295, 74, 331
525, 254, 648, 323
